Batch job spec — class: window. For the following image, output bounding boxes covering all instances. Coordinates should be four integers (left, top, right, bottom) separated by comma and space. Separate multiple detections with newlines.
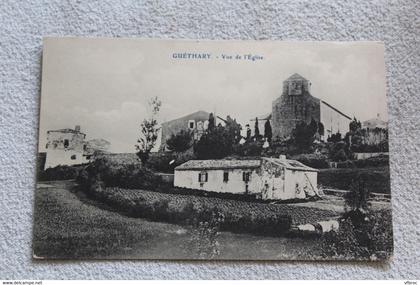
198, 172, 208, 183
71, 154, 76, 160
188, 120, 195, 130
242, 171, 251, 182
64, 139, 69, 148
223, 172, 229, 182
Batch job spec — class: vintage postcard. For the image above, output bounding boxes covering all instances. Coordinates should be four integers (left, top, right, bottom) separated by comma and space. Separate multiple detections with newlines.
34, 38, 392, 260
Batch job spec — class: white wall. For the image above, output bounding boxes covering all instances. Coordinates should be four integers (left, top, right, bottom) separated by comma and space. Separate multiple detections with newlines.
174, 168, 262, 194
284, 169, 318, 199
44, 148, 89, 169
320, 102, 351, 138
174, 162, 318, 200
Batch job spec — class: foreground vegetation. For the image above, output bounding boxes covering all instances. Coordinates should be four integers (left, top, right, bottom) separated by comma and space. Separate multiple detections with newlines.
319, 209, 393, 260
76, 157, 342, 236
318, 166, 390, 194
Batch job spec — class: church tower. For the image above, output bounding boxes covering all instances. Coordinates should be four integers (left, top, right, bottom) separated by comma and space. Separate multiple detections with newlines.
272, 73, 321, 140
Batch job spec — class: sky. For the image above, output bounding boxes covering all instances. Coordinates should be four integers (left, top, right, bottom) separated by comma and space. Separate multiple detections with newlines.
38, 38, 388, 153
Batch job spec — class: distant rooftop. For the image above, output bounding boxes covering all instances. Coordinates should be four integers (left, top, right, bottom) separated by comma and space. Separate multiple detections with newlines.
47, 125, 85, 135
175, 159, 261, 171
363, 115, 388, 129
162, 110, 210, 125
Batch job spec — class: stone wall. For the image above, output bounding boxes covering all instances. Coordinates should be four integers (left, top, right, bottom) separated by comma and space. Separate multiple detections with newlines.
272, 91, 321, 140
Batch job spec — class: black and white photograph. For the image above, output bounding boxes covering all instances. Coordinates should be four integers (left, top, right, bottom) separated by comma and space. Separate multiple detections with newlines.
33, 38, 392, 260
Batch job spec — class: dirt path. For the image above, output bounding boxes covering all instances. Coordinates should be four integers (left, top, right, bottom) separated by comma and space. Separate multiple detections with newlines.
33, 180, 321, 260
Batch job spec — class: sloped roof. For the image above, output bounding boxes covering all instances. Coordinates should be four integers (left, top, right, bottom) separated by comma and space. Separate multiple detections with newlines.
47, 128, 85, 135
162, 110, 210, 125
175, 159, 261, 171
262, 157, 318, 172
175, 157, 318, 172
321, 101, 352, 120
284, 73, 308, 82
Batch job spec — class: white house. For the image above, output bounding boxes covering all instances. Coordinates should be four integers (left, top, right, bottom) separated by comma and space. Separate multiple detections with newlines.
174, 156, 319, 200
44, 125, 89, 169
44, 125, 110, 169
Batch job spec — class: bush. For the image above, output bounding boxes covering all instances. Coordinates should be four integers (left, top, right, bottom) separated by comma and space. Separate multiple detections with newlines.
38, 165, 85, 181
233, 141, 263, 157
320, 209, 393, 260
85, 186, 297, 237
318, 167, 390, 194
344, 175, 370, 212
77, 156, 163, 192
354, 155, 389, 168
147, 150, 196, 173
291, 153, 330, 169
329, 141, 349, 162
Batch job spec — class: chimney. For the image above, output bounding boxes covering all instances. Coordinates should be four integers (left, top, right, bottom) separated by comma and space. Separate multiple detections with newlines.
75, 125, 81, 132
279, 154, 286, 160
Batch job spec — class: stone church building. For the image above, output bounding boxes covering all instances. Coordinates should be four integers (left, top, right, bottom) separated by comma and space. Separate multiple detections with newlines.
271, 73, 352, 140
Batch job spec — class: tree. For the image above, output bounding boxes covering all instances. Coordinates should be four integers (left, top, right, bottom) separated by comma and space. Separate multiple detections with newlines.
291, 120, 317, 151
344, 175, 370, 213
328, 132, 342, 143
318, 122, 324, 136
330, 141, 348, 162
245, 124, 251, 141
349, 117, 362, 132
308, 118, 318, 136
135, 96, 162, 164
264, 120, 272, 142
194, 125, 233, 159
208, 113, 215, 132
224, 115, 242, 144
166, 130, 193, 153
254, 117, 260, 139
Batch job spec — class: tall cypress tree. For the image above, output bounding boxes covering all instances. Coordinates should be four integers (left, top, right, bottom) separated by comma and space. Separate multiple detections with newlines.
208, 113, 215, 132
254, 117, 260, 139
264, 120, 272, 142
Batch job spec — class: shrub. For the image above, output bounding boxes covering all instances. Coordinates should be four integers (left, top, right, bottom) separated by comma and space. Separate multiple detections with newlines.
77, 156, 163, 193
320, 209, 393, 260
291, 153, 330, 169
233, 141, 263, 157
86, 186, 296, 237
354, 155, 389, 168
147, 150, 196, 173
38, 165, 85, 181
318, 167, 390, 194
344, 175, 370, 212
166, 130, 193, 152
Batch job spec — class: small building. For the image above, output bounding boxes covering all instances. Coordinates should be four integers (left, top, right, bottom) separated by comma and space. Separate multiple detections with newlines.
44, 125, 111, 169
361, 114, 388, 146
159, 110, 211, 151
174, 156, 319, 200
44, 125, 89, 169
